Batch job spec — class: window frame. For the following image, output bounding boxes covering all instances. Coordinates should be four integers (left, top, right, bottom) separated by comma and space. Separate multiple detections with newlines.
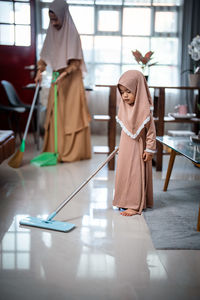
36, 0, 182, 85
0, 0, 31, 46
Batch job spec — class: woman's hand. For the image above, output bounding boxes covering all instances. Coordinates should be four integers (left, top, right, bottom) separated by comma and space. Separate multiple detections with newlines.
55, 71, 67, 84
143, 151, 153, 162
34, 70, 42, 84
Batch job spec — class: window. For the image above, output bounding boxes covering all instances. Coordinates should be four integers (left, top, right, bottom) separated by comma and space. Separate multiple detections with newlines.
0, 0, 31, 46
37, 0, 183, 86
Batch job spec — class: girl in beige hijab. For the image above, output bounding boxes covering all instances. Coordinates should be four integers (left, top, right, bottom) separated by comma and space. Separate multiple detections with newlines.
113, 70, 156, 216
35, 0, 91, 162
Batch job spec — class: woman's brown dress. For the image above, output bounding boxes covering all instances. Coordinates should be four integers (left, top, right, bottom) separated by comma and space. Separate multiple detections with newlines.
39, 59, 91, 162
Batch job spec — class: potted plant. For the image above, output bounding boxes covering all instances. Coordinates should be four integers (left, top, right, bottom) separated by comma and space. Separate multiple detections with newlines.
186, 35, 200, 86
131, 50, 157, 81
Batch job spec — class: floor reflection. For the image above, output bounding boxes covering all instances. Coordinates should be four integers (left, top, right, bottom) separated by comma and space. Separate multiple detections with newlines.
0, 215, 30, 270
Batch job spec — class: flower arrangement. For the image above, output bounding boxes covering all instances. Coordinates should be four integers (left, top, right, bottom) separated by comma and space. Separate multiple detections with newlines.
188, 35, 200, 74
131, 50, 157, 74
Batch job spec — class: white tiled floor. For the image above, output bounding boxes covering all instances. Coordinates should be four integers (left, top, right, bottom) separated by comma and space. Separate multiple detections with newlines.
0, 135, 199, 300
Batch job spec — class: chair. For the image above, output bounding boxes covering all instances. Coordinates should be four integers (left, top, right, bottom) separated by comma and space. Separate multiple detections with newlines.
0, 103, 26, 140
0, 130, 15, 164
1, 80, 38, 142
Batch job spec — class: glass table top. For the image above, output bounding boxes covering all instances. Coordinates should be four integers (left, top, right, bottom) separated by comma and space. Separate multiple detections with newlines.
156, 136, 200, 164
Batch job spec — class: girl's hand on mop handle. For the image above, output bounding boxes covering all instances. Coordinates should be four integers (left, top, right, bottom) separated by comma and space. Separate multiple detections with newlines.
143, 151, 153, 162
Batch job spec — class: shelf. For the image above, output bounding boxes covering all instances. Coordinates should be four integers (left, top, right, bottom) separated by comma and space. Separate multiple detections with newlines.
93, 146, 109, 154
164, 116, 200, 123
93, 115, 110, 121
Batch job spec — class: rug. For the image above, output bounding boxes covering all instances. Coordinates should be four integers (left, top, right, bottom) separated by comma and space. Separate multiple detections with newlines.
143, 179, 200, 250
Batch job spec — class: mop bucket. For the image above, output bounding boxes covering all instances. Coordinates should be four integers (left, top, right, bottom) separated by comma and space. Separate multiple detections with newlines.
31, 72, 59, 167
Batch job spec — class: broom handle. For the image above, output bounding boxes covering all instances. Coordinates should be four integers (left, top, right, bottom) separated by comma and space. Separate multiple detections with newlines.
54, 147, 119, 215
54, 83, 58, 153
23, 83, 40, 141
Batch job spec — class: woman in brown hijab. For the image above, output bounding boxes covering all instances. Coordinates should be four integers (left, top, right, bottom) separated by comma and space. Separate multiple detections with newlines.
113, 70, 156, 216
35, 0, 91, 162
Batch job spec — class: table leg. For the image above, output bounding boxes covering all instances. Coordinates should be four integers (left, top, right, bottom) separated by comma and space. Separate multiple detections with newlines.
197, 205, 200, 232
108, 86, 116, 171
163, 149, 176, 192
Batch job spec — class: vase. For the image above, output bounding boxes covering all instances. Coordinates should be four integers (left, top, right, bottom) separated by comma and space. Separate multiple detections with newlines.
188, 73, 200, 87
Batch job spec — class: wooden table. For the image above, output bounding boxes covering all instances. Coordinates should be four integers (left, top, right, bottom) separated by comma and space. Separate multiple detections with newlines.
156, 135, 200, 231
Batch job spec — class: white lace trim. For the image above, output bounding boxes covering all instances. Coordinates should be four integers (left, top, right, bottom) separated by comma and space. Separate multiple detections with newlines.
116, 115, 150, 140
145, 148, 156, 153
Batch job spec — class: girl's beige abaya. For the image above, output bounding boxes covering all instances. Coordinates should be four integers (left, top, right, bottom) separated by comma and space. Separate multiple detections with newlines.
113, 70, 156, 214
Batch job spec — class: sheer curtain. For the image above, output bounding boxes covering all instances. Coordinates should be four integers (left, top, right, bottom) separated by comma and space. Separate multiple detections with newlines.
181, 0, 200, 113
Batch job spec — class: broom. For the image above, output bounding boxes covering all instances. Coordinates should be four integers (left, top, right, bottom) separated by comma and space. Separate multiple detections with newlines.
8, 83, 40, 168
30, 72, 59, 167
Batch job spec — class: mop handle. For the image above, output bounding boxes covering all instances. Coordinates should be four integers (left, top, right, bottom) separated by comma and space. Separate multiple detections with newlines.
23, 83, 40, 141
55, 147, 119, 215
52, 72, 59, 154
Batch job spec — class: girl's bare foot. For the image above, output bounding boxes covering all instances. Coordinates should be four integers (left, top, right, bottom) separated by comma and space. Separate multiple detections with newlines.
120, 208, 138, 216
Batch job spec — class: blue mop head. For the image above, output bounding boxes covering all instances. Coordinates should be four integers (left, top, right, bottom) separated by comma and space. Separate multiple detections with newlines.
20, 216, 75, 232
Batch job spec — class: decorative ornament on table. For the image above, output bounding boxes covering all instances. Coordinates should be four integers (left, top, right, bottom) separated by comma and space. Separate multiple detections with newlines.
131, 50, 157, 82
183, 35, 200, 87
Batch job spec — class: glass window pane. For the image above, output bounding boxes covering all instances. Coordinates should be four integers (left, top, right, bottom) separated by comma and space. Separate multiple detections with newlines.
123, 8, 151, 36
149, 66, 179, 85
124, 0, 151, 5
95, 64, 120, 85
98, 10, 120, 32
96, 0, 122, 4
15, 3, 30, 25
155, 11, 177, 33
122, 64, 142, 75
94, 36, 121, 63
69, 6, 94, 34
68, 0, 94, 3
80, 35, 93, 62
0, 24, 14, 45
15, 25, 31, 46
83, 63, 94, 87
0, 1, 14, 23
151, 37, 178, 64
153, 0, 182, 6
42, 8, 49, 30
122, 37, 150, 64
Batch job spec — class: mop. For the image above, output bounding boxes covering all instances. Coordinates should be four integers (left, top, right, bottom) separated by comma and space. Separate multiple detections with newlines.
20, 147, 119, 232
30, 72, 59, 167
8, 83, 40, 168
